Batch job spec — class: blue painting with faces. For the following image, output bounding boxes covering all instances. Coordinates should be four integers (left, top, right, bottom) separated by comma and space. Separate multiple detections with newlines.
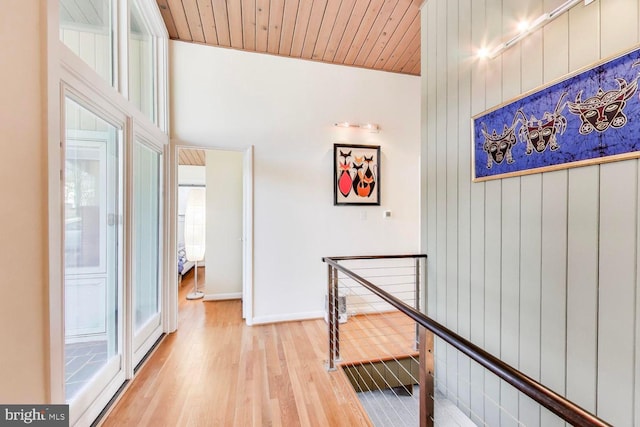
473, 46, 640, 180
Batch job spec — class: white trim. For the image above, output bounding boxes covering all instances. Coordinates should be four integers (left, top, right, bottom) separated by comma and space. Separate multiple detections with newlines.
252, 311, 326, 325
203, 292, 243, 301
165, 144, 179, 333
133, 324, 163, 367
242, 146, 254, 325
46, 0, 64, 404
70, 359, 126, 426
169, 143, 255, 328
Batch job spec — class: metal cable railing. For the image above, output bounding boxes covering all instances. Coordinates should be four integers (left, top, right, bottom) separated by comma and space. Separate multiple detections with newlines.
323, 254, 612, 427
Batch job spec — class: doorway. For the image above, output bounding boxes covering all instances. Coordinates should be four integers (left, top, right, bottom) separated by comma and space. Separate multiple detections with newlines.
176, 147, 253, 323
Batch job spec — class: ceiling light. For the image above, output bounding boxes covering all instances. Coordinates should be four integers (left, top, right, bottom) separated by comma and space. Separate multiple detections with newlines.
480, 0, 592, 60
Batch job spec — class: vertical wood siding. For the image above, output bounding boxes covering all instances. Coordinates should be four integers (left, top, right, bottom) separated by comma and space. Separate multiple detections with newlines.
422, 0, 640, 425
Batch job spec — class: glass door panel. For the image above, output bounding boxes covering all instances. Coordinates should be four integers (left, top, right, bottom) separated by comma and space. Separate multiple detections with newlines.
64, 98, 122, 407
132, 140, 162, 363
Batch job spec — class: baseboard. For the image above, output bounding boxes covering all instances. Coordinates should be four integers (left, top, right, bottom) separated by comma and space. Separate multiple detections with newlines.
203, 292, 242, 301
252, 310, 325, 325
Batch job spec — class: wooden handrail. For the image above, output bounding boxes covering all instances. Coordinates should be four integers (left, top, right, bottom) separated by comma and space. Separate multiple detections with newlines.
323, 255, 611, 427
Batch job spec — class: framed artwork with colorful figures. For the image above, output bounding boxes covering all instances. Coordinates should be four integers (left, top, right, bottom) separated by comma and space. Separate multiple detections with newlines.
334, 143, 380, 205
473, 45, 640, 182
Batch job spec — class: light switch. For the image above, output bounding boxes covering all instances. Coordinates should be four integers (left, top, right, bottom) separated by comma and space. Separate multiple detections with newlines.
383, 210, 391, 218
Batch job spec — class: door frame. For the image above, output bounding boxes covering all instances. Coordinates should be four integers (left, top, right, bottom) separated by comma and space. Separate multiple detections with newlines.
167, 144, 254, 331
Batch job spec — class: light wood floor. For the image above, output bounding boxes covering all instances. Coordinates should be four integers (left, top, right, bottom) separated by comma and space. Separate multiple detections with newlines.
101, 269, 375, 427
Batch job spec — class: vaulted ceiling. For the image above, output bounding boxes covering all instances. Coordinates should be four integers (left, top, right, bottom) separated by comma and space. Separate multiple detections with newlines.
156, 0, 421, 76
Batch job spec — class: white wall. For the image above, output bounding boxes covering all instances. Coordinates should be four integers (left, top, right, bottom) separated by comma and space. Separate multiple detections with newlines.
0, 0, 48, 402
171, 41, 421, 323
178, 165, 205, 186
422, 0, 640, 426
204, 150, 243, 298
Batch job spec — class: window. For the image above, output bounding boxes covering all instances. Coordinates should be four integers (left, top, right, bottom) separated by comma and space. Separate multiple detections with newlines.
60, 0, 114, 86
51, 0, 169, 423
129, 1, 155, 123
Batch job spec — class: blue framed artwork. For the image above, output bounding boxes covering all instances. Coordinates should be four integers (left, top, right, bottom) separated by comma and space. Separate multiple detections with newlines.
473, 45, 640, 181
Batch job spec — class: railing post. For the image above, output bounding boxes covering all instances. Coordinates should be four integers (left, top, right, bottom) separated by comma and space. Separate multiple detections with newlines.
415, 257, 421, 350
419, 326, 434, 427
327, 264, 340, 371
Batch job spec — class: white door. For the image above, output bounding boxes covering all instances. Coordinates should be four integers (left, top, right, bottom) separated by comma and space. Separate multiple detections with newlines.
132, 139, 163, 365
63, 97, 124, 422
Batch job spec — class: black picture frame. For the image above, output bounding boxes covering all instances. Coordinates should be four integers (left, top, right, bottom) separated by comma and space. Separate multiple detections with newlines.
333, 143, 381, 206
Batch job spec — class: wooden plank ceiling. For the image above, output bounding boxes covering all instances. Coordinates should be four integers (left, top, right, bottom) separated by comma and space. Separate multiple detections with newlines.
179, 148, 206, 165
156, 0, 421, 75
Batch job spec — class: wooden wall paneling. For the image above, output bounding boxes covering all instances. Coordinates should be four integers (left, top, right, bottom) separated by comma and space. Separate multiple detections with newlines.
330, 0, 371, 63
196, 0, 219, 44
540, 169, 568, 427
539, 10, 568, 427
517, 3, 543, 425
601, 0, 638, 57
300, 0, 328, 59
424, 0, 438, 322
227, 0, 244, 48
242, 0, 257, 50
453, 24, 469, 427
434, 0, 448, 394
278, 0, 300, 55
157, 0, 179, 38
354, 1, 410, 66
567, 0, 599, 70
267, 0, 285, 53
566, 166, 599, 413
518, 173, 543, 427
167, 0, 193, 40
499, 2, 522, 424
255, 0, 271, 51
289, 0, 313, 57
445, 0, 460, 404
419, 0, 428, 315
483, 0, 502, 424
183, 0, 205, 43
563, 2, 600, 416
321, 0, 358, 61
483, 178, 502, 427
311, 0, 342, 60
598, 161, 637, 426
364, 2, 417, 68
94, 33, 110, 85
469, 0, 487, 422
373, 11, 419, 70
342, 0, 385, 64
500, 176, 520, 427
211, 0, 231, 46
78, 31, 97, 76
61, 29, 80, 54
457, 0, 473, 417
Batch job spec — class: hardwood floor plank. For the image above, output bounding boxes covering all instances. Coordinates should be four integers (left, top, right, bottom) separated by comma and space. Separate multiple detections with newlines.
102, 268, 417, 426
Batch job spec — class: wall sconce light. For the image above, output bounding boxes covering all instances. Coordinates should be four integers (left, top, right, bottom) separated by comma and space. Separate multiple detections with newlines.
480, 0, 595, 59
334, 122, 380, 132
